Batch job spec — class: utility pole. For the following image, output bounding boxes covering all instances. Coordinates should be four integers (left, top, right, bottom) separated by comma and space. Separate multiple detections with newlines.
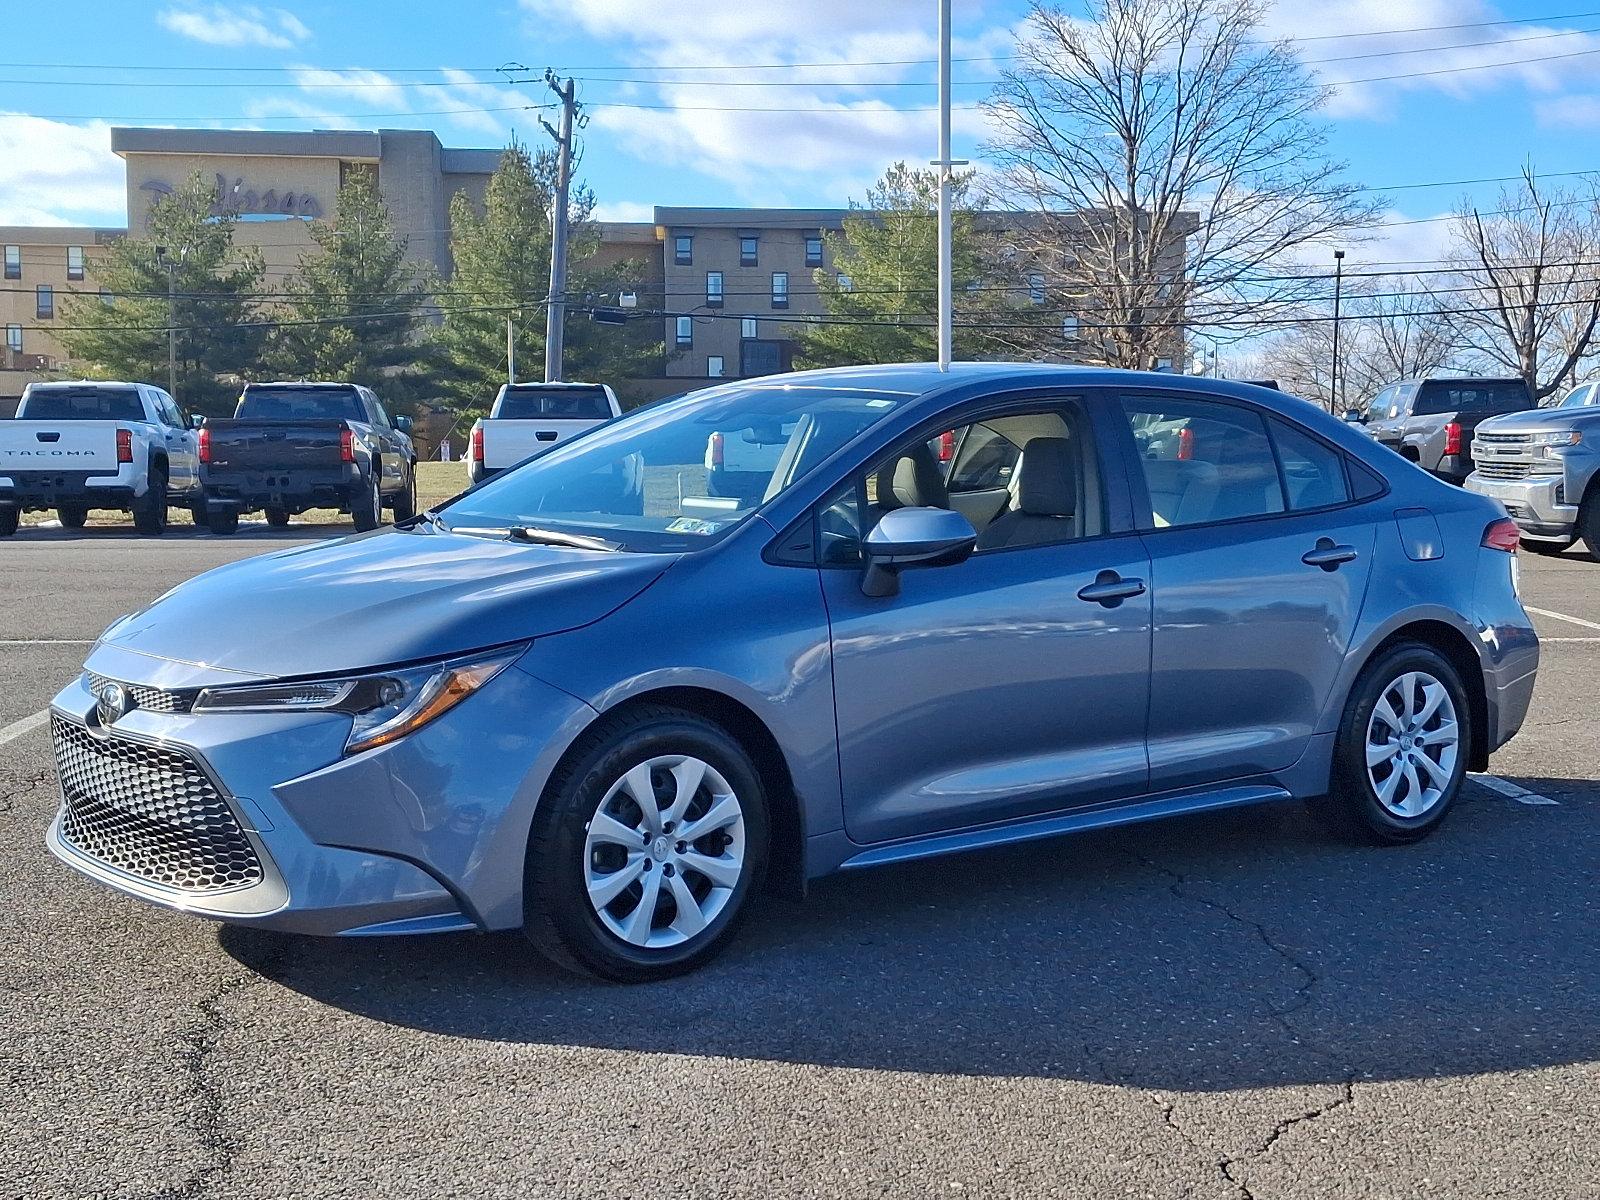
507, 314, 517, 385
155, 245, 178, 401
932, 0, 957, 372
540, 71, 582, 383
1331, 249, 1346, 414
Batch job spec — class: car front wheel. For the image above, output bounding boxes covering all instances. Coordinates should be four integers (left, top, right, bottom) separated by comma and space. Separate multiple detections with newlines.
1315, 643, 1470, 844
525, 706, 769, 982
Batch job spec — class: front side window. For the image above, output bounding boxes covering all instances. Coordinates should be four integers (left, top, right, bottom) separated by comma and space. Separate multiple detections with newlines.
36, 285, 53, 319
706, 271, 724, 307
739, 235, 758, 267
439, 383, 916, 552
1560, 383, 1600, 408
674, 234, 692, 265
5, 324, 20, 352
771, 272, 789, 308
1123, 396, 1285, 528
675, 316, 693, 347
3, 245, 18, 280
67, 245, 85, 281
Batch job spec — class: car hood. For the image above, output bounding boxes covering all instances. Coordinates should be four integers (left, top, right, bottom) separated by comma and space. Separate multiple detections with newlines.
89, 527, 676, 683
1476, 407, 1600, 433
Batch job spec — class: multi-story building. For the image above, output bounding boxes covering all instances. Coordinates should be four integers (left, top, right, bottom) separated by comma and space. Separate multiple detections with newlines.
0, 226, 118, 372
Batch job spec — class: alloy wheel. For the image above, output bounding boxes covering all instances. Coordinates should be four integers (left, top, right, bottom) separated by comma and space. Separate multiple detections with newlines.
1364, 670, 1461, 818
582, 754, 746, 949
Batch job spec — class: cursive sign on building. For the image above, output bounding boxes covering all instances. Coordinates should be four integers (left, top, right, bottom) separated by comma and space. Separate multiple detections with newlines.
140, 174, 324, 220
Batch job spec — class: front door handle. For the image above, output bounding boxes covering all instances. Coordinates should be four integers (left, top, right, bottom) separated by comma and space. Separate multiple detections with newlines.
1302, 538, 1359, 570
1077, 570, 1147, 607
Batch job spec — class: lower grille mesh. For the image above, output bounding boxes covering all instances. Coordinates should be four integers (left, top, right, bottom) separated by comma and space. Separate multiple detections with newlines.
52, 715, 262, 893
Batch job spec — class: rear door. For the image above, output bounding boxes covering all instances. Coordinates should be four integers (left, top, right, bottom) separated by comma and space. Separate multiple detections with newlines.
149, 389, 197, 493
1110, 390, 1378, 790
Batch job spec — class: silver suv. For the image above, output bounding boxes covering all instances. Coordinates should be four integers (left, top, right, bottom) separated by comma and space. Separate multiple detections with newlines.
1467, 381, 1600, 555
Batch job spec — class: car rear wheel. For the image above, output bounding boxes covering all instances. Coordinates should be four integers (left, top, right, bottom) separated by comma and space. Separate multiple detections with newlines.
56, 504, 88, 529
1521, 538, 1573, 556
391, 466, 417, 522
524, 706, 769, 982
205, 506, 239, 536
131, 466, 168, 536
1580, 491, 1600, 559
1313, 643, 1470, 844
263, 506, 291, 528
350, 474, 382, 532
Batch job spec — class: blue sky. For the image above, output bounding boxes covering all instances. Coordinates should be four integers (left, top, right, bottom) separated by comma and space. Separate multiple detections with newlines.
4, 0, 1600, 272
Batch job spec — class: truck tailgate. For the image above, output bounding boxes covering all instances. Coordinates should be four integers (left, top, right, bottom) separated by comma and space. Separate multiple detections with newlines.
204, 420, 348, 471
482, 418, 603, 468
0, 421, 122, 473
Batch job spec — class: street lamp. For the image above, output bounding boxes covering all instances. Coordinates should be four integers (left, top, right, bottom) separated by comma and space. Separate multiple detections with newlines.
1331, 249, 1346, 415
154, 245, 184, 402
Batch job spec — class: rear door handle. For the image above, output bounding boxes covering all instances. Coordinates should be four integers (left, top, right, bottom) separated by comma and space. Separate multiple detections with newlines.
1077, 570, 1147, 607
1302, 538, 1359, 570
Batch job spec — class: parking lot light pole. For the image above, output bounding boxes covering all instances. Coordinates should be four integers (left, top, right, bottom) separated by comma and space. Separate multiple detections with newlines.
933, 0, 956, 372
1331, 249, 1346, 414
155, 245, 178, 402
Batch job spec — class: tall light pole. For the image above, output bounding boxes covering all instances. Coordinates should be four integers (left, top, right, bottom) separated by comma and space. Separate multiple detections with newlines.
540, 71, 581, 383
155, 245, 179, 401
933, 0, 957, 371
1331, 249, 1346, 414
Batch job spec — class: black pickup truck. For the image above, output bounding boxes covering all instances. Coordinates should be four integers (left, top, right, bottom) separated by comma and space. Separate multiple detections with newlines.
198, 382, 416, 535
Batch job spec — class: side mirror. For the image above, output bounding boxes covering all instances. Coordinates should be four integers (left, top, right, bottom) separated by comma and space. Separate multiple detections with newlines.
395, 415, 413, 434
1343, 409, 1366, 424
189, 414, 205, 429
861, 507, 977, 598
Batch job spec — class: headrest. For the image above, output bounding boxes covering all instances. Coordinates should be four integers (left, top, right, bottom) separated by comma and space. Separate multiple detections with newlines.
1016, 437, 1077, 517
873, 442, 949, 510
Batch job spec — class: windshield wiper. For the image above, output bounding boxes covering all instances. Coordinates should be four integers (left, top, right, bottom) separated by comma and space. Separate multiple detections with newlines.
507, 525, 622, 552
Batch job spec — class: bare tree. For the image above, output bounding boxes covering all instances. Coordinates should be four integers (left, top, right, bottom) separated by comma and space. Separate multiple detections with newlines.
1443, 167, 1600, 402
982, 0, 1383, 369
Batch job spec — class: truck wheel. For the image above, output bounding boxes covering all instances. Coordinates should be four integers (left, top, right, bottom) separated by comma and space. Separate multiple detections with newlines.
56, 504, 89, 530
1522, 539, 1573, 557
131, 466, 168, 536
391, 468, 417, 522
0, 507, 17, 537
1581, 491, 1600, 559
264, 506, 291, 528
350, 474, 382, 532
205, 506, 239, 536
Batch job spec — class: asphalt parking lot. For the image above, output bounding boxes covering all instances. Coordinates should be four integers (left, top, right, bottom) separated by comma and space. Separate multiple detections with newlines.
2, 525, 1597, 1199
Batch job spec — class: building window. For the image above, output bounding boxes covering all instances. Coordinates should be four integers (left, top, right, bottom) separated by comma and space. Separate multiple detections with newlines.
836, 273, 853, 291
67, 245, 85, 281
36, 285, 53, 319
1062, 315, 1080, 339
741, 316, 758, 340
1028, 272, 1046, 305
739, 234, 758, 267
805, 234, 823, 267
708, 355, 725, 378
771, 271, 789, 308
674, 234, 693, 265
3, 245, 18, 280
5, 324, 20, 353
99, 289, 114, 306
706, 270, 724, 307
675, 315, 693, 346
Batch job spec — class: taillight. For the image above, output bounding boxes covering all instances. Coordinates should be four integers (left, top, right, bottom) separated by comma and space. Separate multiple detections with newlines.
340, 427, 355, 464
936, 430, 955, 463
115, 428, 132, 464
1176, 426, 1194, 461
196, 426, 210, 464
708, 430, 724, 468
1444, 421, 1462, 457
470, 425, 484, 463
1482, 517, 1520, 553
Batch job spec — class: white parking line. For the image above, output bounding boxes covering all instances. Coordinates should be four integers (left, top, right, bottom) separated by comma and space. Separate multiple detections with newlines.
1470, 773, 1561, 806
0, 640, 96, 646
1540, 637, 1600, 644
0, 709, 48, 748
1525, 605, 1600, 632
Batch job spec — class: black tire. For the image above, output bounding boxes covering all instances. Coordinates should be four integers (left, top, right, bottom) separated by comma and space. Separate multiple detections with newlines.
0, 507, 17, 537
350, 473, 382, 532
524, 705, 770, 982
263, 506, 291, 528
56, 504, 88, 530
1522, 538, 1573, 557
390, 465, 417, 522
131, 465, 168, 536
205, 506, 239, 536
187, 502, 208, 526
1580, 491, 1600, 559
1311, 642, 1471, 845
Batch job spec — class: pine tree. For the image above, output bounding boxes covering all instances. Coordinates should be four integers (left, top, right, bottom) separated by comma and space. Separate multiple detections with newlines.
56, 172, 265, 416
263, 166, 437, 406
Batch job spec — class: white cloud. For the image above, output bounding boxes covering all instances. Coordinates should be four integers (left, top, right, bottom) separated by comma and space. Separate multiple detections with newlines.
1535, 95, 1600, 130
428, 70, 530, 139
592, 200, 655, 222
158, 5, 311, 50
0, 115, 123, 226
287, 67, 407, 110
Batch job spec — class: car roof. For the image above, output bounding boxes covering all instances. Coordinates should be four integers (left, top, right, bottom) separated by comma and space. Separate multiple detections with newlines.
498, 381, 609, 389
245, 380, 361, 389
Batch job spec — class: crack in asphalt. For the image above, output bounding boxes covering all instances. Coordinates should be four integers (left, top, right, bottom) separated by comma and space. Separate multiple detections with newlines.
146, 938, 291, 1200
1117, 851, 1358, 1200
0, 768, 53, 817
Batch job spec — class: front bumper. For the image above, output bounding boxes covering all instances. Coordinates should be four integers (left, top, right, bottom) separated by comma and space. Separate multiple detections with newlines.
45, 658, 595, 935
1465, 472, 1578, 541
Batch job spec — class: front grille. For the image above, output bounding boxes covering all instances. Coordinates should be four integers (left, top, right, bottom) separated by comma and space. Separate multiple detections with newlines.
1475, 460, 1535, 481
86, 673, 197, 715
1474, 432, 1533, 447
51, 715, 262, 893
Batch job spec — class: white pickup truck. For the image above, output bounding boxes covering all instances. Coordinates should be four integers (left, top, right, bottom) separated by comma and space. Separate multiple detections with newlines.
467, 381, 622, 485
0, 380, 204, 536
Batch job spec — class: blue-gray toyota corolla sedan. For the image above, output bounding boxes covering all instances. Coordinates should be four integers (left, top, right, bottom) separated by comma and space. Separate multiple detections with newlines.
47, 364, 1540, 980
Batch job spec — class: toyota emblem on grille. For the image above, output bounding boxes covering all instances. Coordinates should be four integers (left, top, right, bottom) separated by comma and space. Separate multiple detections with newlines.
95, 681, 131, 727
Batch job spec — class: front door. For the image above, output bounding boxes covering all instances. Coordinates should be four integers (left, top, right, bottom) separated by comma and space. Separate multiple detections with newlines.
821, 398, 1153, 845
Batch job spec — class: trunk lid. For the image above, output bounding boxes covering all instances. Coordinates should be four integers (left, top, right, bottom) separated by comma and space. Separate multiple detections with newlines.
0, 421, 122, 472
202, 419, 348, 472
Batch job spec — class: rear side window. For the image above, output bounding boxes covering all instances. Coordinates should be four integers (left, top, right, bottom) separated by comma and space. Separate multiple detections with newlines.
21, 387, 144, 421
496, 386, 611, 420
1122, 397, 1285, 528
1269, 419, 1350, 511
1413, 381, 1532, 415
238, 387, 363, 421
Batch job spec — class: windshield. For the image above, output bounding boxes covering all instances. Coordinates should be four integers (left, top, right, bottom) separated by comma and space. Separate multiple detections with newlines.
238, 387, 363, 422
21, 386, 144, 421
496, 385, 611, 420
1559, 385, 1599, 408
440, 381, 916, 552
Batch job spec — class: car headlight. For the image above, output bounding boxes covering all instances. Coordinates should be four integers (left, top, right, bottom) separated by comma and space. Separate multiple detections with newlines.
1532, 430, 1582, 446
191, 646, 524, 755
